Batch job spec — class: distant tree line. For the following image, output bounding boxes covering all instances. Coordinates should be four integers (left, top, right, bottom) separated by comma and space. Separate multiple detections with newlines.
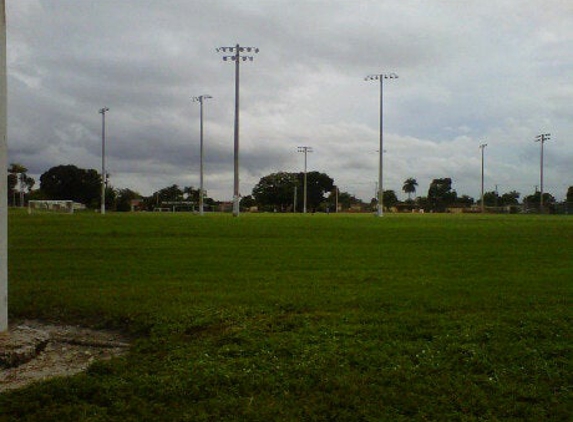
7, 164, 216, 212
248, 173, 571, 214
6, 163, 573, 214
407, 177, 559, 213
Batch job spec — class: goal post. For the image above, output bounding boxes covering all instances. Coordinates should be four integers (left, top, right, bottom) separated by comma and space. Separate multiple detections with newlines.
28, 200, 76, 214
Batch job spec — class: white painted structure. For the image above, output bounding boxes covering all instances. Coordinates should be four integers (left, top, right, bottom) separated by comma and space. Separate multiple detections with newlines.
1, 0, 8, 332
28, 200, 77, 214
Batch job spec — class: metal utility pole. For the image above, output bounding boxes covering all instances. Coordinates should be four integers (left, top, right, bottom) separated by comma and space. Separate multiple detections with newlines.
99, 107, 109, 215
297, 146, 313, 213
216, 44, 259, 217
479, 143, 487, 213
365, 73, 398, 217
535, 133, 550, 212
0, 0, 7, 332
193, 95, 212, 216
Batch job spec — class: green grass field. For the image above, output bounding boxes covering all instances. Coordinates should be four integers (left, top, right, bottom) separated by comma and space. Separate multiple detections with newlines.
2, 211, 572, 421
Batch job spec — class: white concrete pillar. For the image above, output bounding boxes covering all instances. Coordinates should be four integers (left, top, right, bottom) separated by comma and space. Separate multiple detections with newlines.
0, 0, 8, 332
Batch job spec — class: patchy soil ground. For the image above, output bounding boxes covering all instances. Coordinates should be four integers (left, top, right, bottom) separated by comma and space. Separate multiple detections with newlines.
0, 320, 130, 392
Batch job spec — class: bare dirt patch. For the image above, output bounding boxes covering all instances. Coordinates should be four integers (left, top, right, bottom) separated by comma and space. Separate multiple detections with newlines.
0, 320, 130, 392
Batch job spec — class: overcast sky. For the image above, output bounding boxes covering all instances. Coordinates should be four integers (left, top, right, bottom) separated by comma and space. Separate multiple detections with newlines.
6, 0, 573, 202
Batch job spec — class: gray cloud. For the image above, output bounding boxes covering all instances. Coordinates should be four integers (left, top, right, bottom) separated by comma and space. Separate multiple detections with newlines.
6, 0, 573, 201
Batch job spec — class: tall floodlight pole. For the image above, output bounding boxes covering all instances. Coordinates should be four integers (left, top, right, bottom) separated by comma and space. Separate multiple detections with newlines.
193, 95, 212, 216
216, 44, 259, 217
0, 0, 8, 332
479, 143, 487, 213
297, 146, 313, 213
365, 73, 398, 217
535, 133, 550, 213
99, 107, 109, 215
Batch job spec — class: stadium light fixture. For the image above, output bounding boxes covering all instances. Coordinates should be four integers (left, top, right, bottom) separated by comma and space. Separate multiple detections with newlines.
216, 44, 259, 217
297, 146, 313, 213
535, 133, 551, 212
365, 73, 398, 217
192, 95, 212, 216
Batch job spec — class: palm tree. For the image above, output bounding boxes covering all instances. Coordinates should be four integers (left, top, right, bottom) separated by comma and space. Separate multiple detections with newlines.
183, 186, 199, 202
402, 177, 418, 201
8, 163, 28, 206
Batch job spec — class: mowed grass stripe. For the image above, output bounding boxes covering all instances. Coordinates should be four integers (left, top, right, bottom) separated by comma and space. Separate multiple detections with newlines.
3, 211, 571, 421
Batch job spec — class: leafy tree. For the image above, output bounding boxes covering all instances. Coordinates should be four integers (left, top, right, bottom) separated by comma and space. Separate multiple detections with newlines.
368, 196, 377, 211
500, 191, 520, 206
252, 172, 298, 212
8, 163, 26, 177
22, 174, 35, 194
383, 190, 399, 209
204, 197, 216, 207
458, 195, 475, 207
27, 188, 47, 201
327, 190, 364, 211
116, 188, 142, 212
144, 184, 205, 211
105, 186, 117, 211
427, 178, 457, 212
183, 186, 201, 203
567, 186, 573, 214
156, 185, 184, 203
523, 191, 555, 207
252, 171, 334, 212
482, 191, 499, 207
39, 165, 101, 207
415, 196, 430, 211
368, 190, 400, 211
402, 177, 418, 200
240, 195, 256, 210
295, 171, 334, 212
7, 173, 17, 205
